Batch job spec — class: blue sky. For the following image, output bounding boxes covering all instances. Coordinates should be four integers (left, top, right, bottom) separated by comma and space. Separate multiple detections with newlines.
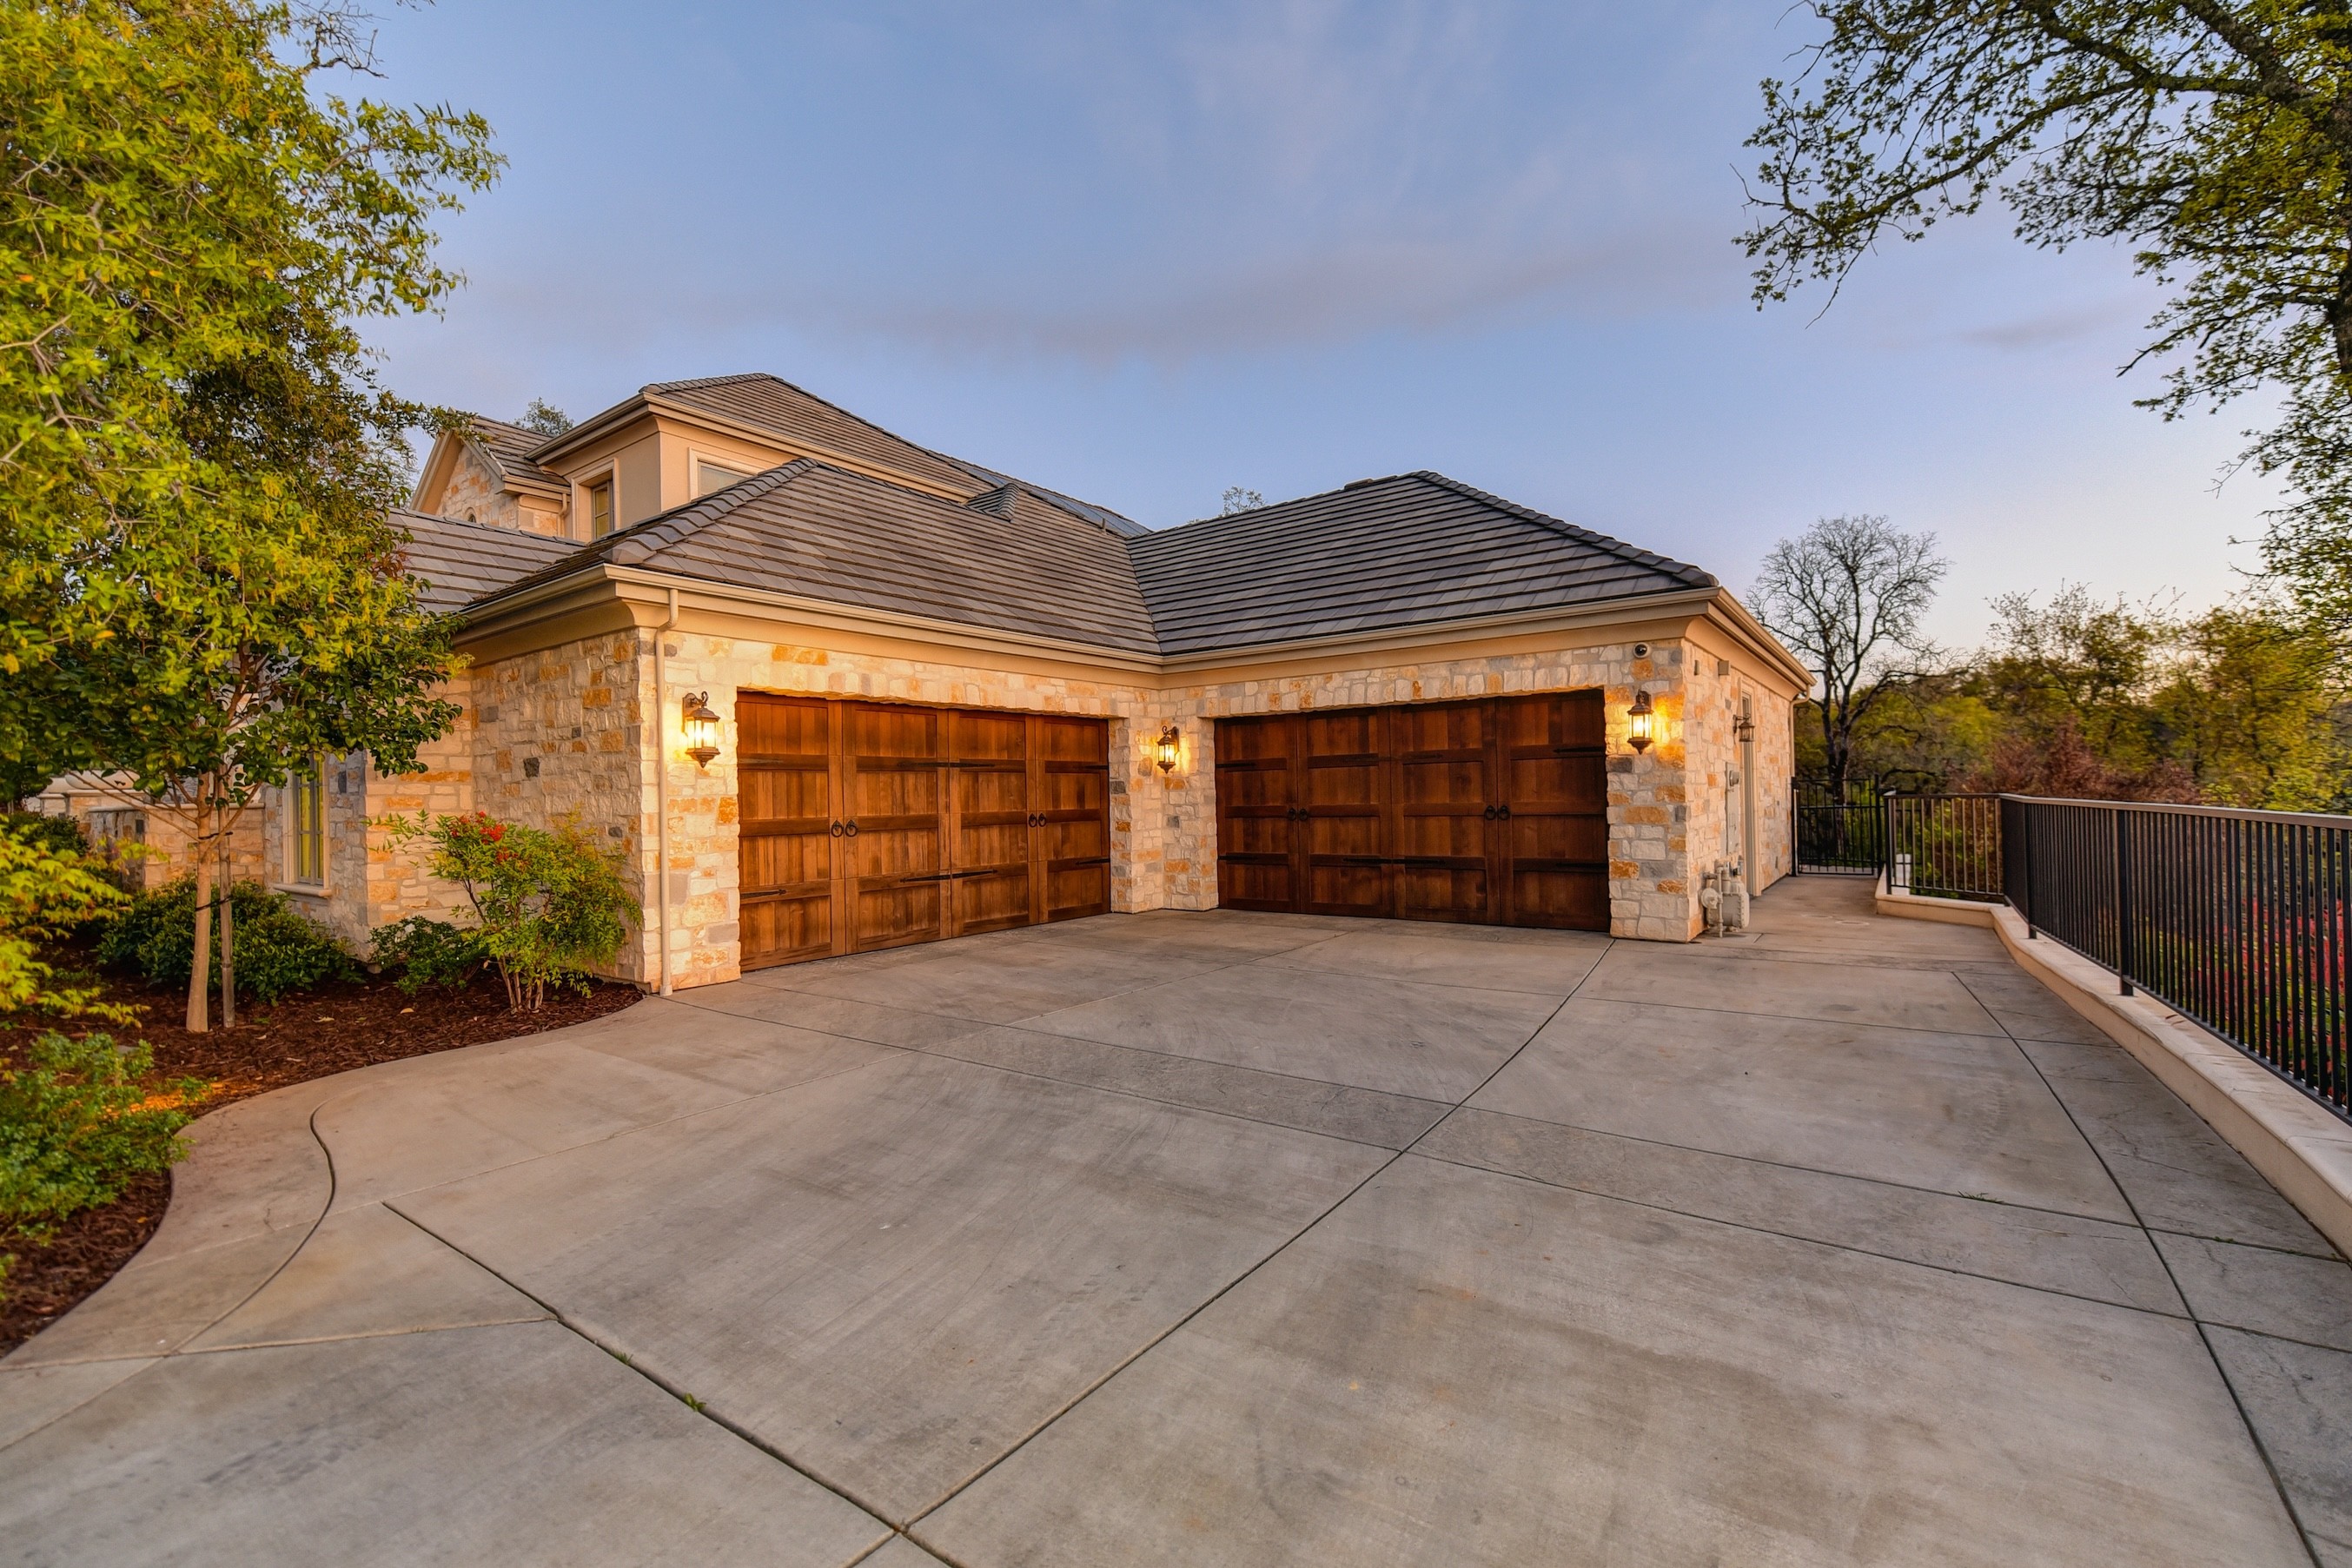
361, 0, 2279, 649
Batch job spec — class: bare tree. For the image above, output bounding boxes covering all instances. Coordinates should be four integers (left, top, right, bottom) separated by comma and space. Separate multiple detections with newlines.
1752, 516, 1948, 797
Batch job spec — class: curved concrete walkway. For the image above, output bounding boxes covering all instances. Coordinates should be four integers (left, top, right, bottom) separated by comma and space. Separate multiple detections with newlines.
3, 879, 2348, 1565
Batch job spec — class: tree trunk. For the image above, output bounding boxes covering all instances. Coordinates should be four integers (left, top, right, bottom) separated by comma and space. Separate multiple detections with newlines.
185, 797, 212, 1034
217, 834, 236, 1030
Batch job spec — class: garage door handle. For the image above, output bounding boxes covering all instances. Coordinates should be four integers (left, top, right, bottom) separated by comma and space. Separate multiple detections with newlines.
828, 821, 844, 837
844, 821, 860, 837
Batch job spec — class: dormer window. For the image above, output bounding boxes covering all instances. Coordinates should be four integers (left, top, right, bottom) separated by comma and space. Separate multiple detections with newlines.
587, 477, 613, 539
695, 460, 753, 498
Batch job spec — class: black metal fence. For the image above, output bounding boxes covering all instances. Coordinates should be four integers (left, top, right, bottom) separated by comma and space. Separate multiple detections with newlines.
1793, 781, 1885, 873
1790, 783, 2350, 1119
2002, 797, 2349, 1118
1887, 794, 2004, 901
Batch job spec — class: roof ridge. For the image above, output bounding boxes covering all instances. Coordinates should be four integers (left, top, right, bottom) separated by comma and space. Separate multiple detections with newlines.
640, 373, 770, 394
1406, 471, 1718, 589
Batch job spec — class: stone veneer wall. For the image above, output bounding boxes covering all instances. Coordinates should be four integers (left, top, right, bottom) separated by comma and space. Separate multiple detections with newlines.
630, 629, 1757, 987
289, 624, 1794, 989
437, 447, 518, 531
272, 714, 479, 949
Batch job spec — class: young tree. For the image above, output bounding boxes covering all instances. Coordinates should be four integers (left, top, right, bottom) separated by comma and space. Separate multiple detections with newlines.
516, 399, 572, 437
1752, 515, 1949, 797
1219, 486, 1266, 515
1740, 5, 2352, 631
0, 1, 500, 1029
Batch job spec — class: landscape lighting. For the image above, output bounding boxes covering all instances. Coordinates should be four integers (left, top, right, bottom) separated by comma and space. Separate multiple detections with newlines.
682, 692, 722, 768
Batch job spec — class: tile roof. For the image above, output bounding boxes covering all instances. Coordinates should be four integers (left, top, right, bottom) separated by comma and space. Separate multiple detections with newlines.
492, 461, 1162, 652
395, 510, 581, 615
641, 374, 991, 500
1128, 472, 1715, 656
446, 464, 1715, 659
464, 416, 569, 493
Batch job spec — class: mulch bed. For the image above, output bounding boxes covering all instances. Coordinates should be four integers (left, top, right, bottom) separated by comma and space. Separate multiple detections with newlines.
1, 959, 640, 1357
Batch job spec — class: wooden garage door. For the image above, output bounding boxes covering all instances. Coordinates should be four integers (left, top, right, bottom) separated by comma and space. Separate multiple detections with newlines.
1213, 691, 1607, 930
738, 696, 1110, 970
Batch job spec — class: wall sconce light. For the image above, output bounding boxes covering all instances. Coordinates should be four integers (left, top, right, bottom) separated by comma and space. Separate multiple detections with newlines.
681, 691, 721, 768
1733, 713, 1756, 744
1154, 724, 1182, 774
1627, 691, 1655, 754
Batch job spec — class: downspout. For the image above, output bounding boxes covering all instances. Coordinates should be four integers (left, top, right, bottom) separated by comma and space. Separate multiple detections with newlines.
653, 586, 677, 995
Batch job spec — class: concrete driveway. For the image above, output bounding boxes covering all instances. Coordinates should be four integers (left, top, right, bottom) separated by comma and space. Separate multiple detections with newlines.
4, 879, 2349, 1566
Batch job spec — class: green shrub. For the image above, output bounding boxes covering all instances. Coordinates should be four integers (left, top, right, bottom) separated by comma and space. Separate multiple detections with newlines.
0, 827, 131, 1022
96, 878, 356, 1005
1, 812, 89, 859
381, 810, 639, 1011
1, 1031, 203, 1300
368, 915, 489, 993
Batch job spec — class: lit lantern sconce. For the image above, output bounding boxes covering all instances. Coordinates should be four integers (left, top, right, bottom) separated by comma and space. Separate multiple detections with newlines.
1154, 724, 1182, 775
681, 691, 722, 769
1626, 691, 1656, 754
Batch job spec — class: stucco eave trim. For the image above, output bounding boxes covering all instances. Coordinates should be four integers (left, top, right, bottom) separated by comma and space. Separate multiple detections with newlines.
454, 568, 1811, 689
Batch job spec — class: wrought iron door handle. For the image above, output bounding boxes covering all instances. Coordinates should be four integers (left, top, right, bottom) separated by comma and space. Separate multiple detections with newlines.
844, 821, 860, 837
828, 821, 844, 837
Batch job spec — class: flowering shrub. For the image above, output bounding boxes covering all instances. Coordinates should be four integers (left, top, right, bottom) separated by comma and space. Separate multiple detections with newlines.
381, 811, 639, 1012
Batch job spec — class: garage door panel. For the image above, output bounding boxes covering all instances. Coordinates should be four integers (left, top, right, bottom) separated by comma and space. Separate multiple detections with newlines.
740, 890, 835, 968
1308, 861, 1387, 916
1217, 717, 1293, 765
1043, 862, 1110, 922
1302, 710, 1380, 757
1508, 868, 1610, 929
1394, 805, 1485, 860
1222, 857, 1297, 909
1033, 715, 1107, 764
739, 764, 830, 826
1224, 817, 1291, 857
739, 696, 1110, 969
1510, 814, 1608, 863
855, 883, 944, 950
1216, 691, 1607, 935
958, 868, 1035, 934
1217, 769, 1291, 814
1395, 864, 1489, 923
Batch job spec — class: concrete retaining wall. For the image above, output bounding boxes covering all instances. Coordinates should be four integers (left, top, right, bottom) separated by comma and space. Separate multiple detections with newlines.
1875, 879, 2352, 1260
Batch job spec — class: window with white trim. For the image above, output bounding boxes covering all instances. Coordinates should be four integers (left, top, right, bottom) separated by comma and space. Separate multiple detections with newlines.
587, 477, 614, 539
694, 459, 754, 497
